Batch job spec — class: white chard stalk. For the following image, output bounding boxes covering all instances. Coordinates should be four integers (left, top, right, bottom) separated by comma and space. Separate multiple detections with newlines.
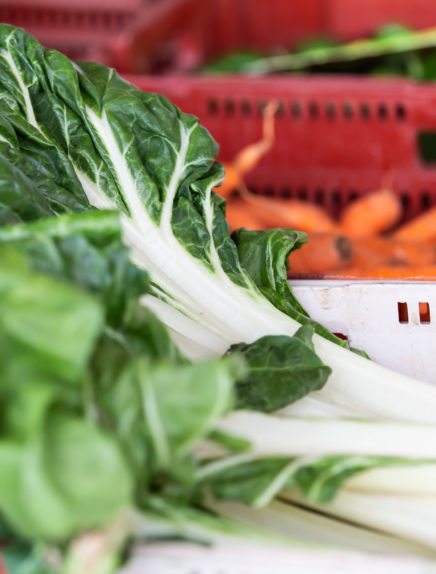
282, 489, 436, 552
215, 411, 436, 459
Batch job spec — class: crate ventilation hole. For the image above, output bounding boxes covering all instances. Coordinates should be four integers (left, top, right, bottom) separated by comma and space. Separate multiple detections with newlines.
206, 98, 407, 122
0, 8, 131, 30
398, 302, 431, 324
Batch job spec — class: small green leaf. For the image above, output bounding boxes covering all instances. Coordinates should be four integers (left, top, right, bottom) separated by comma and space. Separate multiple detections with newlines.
227, 331, 331, 412
137, 358, 237, 470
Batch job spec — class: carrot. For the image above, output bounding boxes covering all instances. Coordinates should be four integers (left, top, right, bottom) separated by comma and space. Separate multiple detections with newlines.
226, 195, 339, 234
243, 195, 340, 233
225, 198, 264, 230
339, 188, 402, 238
316, 266, 436, 281
288, 233, 353, 274
393, 205, 436, 241
216, 100, 278, 198
350, 237, 436, 268
232, 100, 277, 176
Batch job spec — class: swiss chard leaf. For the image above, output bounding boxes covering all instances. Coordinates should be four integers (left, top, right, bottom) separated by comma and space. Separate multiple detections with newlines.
200, 456, 299, 507
0, 25, 305, 361
0, 246, 103, 385
0, 419, 132, 543
291, 455, 417, 503
0, 249, 133, 542
0, 211, 150, 328
199, 454, 428, 508
135, 358, 241, 471
232, 228, 350, 348
227, 325, 331, 412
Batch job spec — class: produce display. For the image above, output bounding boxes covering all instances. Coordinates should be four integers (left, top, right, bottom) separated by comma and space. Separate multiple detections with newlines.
2, 24, 436, 574
203, 24, 436, 79
222, 101, 436, 278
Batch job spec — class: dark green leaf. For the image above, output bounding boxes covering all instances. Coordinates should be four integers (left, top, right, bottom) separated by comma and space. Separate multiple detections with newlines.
227, 328, 331, 412
233, 228, 350, 348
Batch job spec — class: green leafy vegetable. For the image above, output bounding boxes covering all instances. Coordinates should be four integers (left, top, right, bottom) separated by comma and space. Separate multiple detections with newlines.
228, 326, 331, 412
233, 228, 348, 347
2, 541, 56, 574
3, 25, 436, 572
0, 212, 240, 563
198, 451, 428, 508
0, 247, 133, 542
202, 24, 436, 81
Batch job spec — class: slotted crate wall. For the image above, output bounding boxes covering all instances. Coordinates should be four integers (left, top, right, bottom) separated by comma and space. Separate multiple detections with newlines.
4, 0, 436, 72
129, 75, 436, 222
4, 0, 436, 73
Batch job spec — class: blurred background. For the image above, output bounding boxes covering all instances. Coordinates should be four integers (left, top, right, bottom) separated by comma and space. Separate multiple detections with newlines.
3, 0, 436, 75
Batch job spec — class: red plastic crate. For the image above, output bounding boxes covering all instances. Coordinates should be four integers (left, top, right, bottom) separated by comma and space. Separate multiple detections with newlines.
0, 0, 199, 73
151, 0, 436, 71
5, 0, 436, 73
195, 0, 326, 61
129, 74, 436, 222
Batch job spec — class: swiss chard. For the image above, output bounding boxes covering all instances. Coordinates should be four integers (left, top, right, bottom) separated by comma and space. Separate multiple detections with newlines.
2, 25, 436, 571
0, 213, 239, 563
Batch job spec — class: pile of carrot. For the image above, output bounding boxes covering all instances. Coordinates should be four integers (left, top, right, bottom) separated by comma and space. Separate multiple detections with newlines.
217, 101, 436, 280
226, 188, 436, 279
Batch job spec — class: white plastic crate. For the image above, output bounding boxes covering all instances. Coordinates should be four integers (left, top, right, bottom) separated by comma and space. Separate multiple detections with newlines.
291, 280, 436, 384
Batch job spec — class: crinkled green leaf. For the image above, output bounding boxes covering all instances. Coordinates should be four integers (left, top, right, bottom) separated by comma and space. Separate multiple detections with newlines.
233, 228, 350, 348
292, 455, 421, 503
227, 326, 331, 412
0, 211, 150, 327
0, 25, 304, 365
200, 456, 298, 507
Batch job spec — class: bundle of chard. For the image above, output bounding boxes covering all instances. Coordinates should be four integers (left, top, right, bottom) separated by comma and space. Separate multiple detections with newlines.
4, 25, 436, 574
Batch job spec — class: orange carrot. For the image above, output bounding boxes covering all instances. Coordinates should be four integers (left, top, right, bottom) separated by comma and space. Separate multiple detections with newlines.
393, 205, 436, 241
226, 195, 339, 234
216, 100, 278, 198
244, 195, 340, 233
350, 237, 436, 268
232, 100, 277, 176
288, 233, 353, 274
225, 198, 264, 230
339, 188, 402, 238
